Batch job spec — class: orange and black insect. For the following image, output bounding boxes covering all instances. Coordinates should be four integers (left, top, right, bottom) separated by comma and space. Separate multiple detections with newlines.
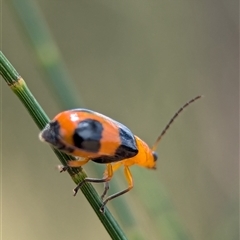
39, 95, 202, 212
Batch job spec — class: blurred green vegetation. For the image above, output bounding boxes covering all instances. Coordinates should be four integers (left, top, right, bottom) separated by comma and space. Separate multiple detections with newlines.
2, 0, 238, 240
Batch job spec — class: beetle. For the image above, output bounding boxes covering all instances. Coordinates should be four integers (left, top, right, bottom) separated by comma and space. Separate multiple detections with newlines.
39, 95, 202, 212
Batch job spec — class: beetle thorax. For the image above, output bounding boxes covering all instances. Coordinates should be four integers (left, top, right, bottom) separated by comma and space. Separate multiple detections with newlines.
132, 136, 156, 169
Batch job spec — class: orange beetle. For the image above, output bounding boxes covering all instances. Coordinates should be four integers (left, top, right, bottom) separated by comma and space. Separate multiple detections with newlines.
39, 96, 202, 212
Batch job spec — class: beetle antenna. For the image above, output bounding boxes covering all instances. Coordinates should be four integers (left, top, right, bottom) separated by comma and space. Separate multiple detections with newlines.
152, 95, 203, 151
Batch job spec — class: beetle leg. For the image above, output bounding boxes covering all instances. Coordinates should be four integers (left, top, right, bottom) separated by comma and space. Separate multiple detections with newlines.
68, 158, 90, 167
101, 162, 122, 200
101, 182, 109, 200
73, 163, 113, 196
100, 166, 133, 213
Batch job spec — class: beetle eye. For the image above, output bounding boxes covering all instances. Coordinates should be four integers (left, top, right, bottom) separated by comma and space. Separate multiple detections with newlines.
153, 152, 158, 162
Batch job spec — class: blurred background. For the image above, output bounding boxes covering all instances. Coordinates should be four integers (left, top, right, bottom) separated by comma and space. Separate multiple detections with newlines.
1, 0, 238, 240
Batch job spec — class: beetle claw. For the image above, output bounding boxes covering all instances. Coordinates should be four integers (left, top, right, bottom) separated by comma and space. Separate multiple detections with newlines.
99, 198, 109, 213
58, 165, 69, 172
73, 180, 85, 196
73, 188, 78, 196
100, 204, 106, 213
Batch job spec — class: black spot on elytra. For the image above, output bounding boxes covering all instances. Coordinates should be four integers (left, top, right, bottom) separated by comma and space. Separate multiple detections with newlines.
73, 119, 103, 152
92, 125, 138, 164
118, 127, 138, 156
